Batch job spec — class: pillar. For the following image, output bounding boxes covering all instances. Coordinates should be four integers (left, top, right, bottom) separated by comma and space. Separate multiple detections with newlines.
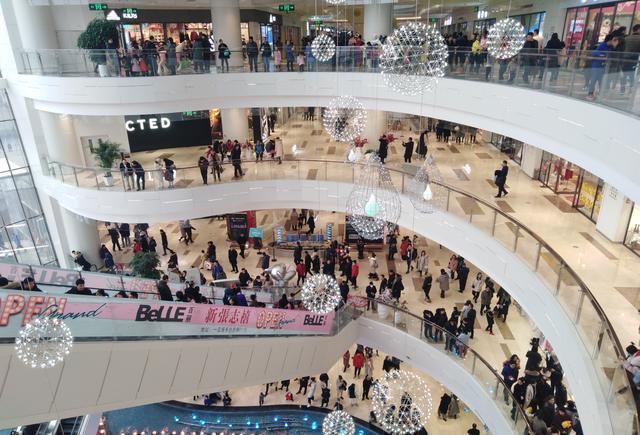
51, 202, 102, 269
363, 1, 393, 43
595, 183, 634, 242
221, 108, 250, 142
38, 111, 84, 166
11, 0, 58, 50
520, 144, 543, 179
361, 110, 387, 150
211, 0, 243, 68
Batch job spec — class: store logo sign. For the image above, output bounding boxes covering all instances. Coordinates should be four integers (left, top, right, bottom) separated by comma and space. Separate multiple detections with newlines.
125, 117, 171, 132
105, 9, 120, 21
269, 14, 277, 23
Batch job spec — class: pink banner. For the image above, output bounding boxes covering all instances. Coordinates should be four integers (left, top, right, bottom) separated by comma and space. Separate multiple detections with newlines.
0, 293, 334, 334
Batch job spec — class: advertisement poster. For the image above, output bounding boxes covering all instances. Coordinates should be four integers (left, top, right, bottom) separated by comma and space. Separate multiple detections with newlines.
0, 290, 335, 338
209, 108, 223, 140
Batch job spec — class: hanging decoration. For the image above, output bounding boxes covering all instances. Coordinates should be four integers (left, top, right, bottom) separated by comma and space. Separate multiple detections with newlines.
322, 410, 355, 435
312, 34, 337, 62
15, 317, 73, 369
301, 274, 342, 314
486, 18, 526, 59
322, 95, 367, 142
380, 22, 448, 95
407, 154, 447, 213
346, 153, 401, 240
371, 370, 433, 435
326, 0, 346, 4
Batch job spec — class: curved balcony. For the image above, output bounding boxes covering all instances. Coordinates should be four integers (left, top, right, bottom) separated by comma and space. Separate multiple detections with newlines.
11, 49, 640, 203
0, 285, 529, 434
38, 157, 637, 435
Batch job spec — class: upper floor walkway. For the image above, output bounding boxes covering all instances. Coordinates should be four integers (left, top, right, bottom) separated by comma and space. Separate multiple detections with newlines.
9, 48, 640, 204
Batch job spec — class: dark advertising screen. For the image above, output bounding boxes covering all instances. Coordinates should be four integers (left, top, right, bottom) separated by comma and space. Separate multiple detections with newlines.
126, 111, 211, 152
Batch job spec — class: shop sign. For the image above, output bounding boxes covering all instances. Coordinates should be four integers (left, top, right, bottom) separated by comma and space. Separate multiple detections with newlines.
249, 227, 263, 238
278, 4, 295, 12
105, 9, 120, 21
269, 14, 277, 23
89, 3, 108, 11
125, 117, 171, 132
121, 7, 138, 20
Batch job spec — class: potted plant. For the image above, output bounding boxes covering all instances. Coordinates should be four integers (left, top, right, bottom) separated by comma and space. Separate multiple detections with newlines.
90, 140, 121, 186
77, 18, 118, 77
129, 251, 161, 279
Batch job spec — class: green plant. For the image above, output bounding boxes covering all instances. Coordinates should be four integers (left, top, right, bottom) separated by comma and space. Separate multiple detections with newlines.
129, 251, 161, 279
91, 140, 121, 177
77, 18, 118, 64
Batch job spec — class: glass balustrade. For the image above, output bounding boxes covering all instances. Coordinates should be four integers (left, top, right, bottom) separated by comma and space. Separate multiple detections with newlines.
18, 48, 640, 116
42, 156, 639, 432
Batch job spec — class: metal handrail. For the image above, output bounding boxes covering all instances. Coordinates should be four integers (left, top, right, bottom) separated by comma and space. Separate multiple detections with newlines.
45, 156, 639, 430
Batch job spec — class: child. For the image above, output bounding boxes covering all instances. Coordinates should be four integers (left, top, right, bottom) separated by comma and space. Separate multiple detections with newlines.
297, 52, 305, 72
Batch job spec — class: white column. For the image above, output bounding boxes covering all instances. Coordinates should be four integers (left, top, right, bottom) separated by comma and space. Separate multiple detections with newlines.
221, 108, 249, 142
596, 183, 634, 242
363, 1, 393, 43
520, 144, 543, 179
10, 0, 58, 50
50, 5, 103, 49
361, 110, 387, 149
211, 0, 243, 68
38, 111, 84, 166
51, 202, 102, 269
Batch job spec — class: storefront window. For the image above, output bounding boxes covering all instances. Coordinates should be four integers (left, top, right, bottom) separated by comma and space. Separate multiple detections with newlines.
624, 204, 640, 256
635, 0, 640, 28
512, 12, 546, 34
538, 152, 580, 195
615, 1, 637, 31
489, 133, 523, 164
141, 23, 165, 42
564, 2, 638, 50
573, 171, 604, 221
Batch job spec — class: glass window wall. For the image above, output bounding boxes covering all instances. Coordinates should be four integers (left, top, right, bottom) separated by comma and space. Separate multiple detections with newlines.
489, 133, 523, 164
538, 151, 580, 195
573, 170, 605, 222
564, 1, 640, 50
511, 12, 546, 34
0, 90, 57, 266
624, 204, 640, 256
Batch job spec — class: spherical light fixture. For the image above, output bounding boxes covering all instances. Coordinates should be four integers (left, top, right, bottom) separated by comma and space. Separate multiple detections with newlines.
322, 95, 367, 142
487, 18, 526, 59
322, 410, 355, 435
346, 153, 401, 240
326, 0, 345, 4
311, 34, 336, 62
371, 370, 433, 435
301, 274, 342, 314
15, 317, 73, 369
407, 154, 447, 214
380, 22, 448, 95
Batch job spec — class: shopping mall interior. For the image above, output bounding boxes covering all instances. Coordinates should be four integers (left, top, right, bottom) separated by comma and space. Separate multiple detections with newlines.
0, 0, 639, 434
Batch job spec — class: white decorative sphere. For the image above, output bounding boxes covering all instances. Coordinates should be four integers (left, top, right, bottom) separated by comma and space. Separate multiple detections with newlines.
487, 18, 526, 59
312, 34, 336, 62
326, 0, 345, 4
301, 274, 342, 314
322, 95, 367, 142
380, 22, 448, 95
371, 370, 433, 435
322, 410, 355, 435
407, 154, 447, 214
15, 317, 73, 369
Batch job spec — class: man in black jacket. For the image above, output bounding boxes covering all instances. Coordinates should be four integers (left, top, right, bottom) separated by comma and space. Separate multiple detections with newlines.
157, 276, 173, 301
231, 142, 243, 177
66, 278, 93, 296
495, 160, 509, 198
246, 36, 259, 72
228, 247, 239, 272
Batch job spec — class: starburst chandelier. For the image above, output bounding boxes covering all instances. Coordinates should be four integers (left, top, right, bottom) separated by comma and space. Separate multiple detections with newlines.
322, 410, 355, 435
326, 0, 345, 4
380, 22, 448, 95
312, 34, 336, 62
15, 317, 73, 369
346, 153, 401, 240
407, 154, 447, 213
487, 18, 526, 59
301, 274, 342, 314
371, 370, 433, 435
322, 95, 367, 142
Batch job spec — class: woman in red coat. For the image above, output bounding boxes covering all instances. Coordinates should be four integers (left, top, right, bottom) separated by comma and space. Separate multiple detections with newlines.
352, 352, 365, 378
350, 262, 359, 287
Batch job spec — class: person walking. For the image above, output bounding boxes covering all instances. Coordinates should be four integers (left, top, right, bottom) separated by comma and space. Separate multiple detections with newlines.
485, 306, 495, 335
217, 39, 230, 72
198, 156, 208, 184
362, 375, 372, 400
231, 141, 243, 178
480, 286, 492, 315
108, 224, 121, 251
495, 160, 509, 198
416, 250, 428, 277
228, 247, 239, 273
153, 158, 164, 189
274, 137, 284, 164
285, 40, 295, 71
353, 351, 364, 378
119, 159, 134, 191
402, 137, 414, 163
307, 378, 317, 405
422, 272, 433, 302
159, 228, 169, 255
438, 268, 449, 298
378, 134, 389, 164
165, 38, 177, 75
471, 272, 484, 304
260, 38, 272, 72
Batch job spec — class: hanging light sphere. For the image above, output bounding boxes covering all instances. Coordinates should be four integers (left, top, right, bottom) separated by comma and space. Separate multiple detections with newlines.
322, 410, 355, 435
380, 22, 448, 95
312, 34, 336, 62
301, 274, 342, 314
15, 317, 73, 369
326, 0, 346, 4
407, 154, 447, 214
487, 18, 526, 59
346, 153, 401, 240
322, 95, 367, 142
371, 370, 433, 435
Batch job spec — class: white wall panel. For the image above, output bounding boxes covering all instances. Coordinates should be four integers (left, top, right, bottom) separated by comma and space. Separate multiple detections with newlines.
244, 344, 270, 385
281, 345, 301, 376
98, 345, 148, 406
224, 346, 253, 384
54, 343, 109, 411
137, 348, 180, 400
265, 346, 287, 380
11, 72, 640, 204
199, 347, 231, 391
169, 347, 209, 396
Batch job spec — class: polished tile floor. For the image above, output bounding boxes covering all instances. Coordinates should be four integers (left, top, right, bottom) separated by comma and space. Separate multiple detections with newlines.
114, 110, 640, 348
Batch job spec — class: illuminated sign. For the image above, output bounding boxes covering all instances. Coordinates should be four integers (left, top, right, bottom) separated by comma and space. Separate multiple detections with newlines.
269, 14, 277, 23
89, 3, 108, 11
125, 117, 171, 132
121, 7, 138, 20
105, 9, 120, 21
278, 4, 295, 12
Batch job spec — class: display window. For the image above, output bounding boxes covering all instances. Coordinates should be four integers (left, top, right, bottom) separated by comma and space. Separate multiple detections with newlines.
141, 23, 165, 42
511, 12, 546, 34
564, 1, 640, 50
573, 170, 604, 222
123, 24, 143, 47
624, 203, 640, 256
538, 152, 580, 195
489, 133, 523, 164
